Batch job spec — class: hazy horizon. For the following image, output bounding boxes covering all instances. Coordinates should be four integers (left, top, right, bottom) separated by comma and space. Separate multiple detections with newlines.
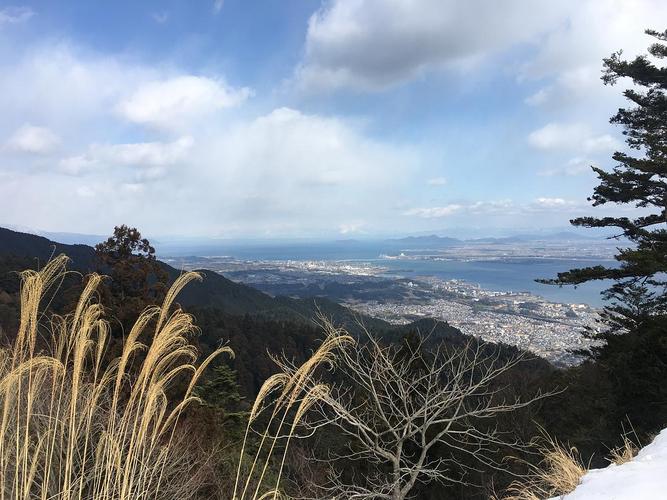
1, 221, 618, 248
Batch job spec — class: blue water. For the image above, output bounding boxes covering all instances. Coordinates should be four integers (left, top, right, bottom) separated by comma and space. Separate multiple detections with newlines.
375, 258, 609, 307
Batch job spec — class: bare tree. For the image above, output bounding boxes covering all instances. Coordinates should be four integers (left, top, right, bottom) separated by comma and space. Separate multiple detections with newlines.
297, 324, 548, 500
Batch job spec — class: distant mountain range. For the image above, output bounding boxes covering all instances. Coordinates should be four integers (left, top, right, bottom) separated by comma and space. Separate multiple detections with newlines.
467, 231, 602, 244
1, 225, 107, 246
389, 231, 604, 245
0, 225, 610, 256
387, 235, 462, 246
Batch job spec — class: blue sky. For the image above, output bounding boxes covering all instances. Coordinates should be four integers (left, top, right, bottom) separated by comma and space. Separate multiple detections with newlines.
0, 0, 664, 238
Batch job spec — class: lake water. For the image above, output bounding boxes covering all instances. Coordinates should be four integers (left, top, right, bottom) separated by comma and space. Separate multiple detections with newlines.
376, 258, 609, 307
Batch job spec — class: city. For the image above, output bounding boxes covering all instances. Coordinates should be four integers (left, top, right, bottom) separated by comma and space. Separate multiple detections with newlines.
169, 254, 601, 365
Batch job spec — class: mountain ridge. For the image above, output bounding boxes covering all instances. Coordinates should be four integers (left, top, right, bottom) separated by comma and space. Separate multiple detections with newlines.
0, 226, 391, 333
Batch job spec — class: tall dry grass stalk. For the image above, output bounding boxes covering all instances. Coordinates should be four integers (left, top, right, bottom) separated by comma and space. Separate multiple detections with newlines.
0, 254, 232, 500
232, 322, 354, 500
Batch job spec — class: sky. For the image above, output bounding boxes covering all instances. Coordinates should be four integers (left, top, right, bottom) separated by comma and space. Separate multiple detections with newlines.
0, 0, 665, 239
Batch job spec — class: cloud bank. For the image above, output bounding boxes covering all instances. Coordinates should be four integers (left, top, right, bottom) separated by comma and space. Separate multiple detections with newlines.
0, 1, 662, 237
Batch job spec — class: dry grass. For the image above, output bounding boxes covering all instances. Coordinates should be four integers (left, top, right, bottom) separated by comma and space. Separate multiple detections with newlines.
0, 254, 232, 500
0, 254, 352, 500
608, 435, 639, 466
502, 428, 646, 499
503, 436, 587, 500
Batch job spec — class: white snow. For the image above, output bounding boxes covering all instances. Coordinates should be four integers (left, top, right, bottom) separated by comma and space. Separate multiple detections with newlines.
553, 428, 667, 499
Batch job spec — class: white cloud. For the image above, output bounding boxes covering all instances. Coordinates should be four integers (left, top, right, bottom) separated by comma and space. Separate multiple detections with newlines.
295, 0, 571, 91
539, 157, 595, 177
151, 12, 168, 24
404, 198, 583, 219
59, 136, 193, 176
2, 9, 650, 237
1, 101, 417, 235
528, 122, 620, 154
121, 183, 145, 194
58, 155, 97, 175
521, 0, 667, 109
215, 107, 407, 188
468, 200, 517, 215
194, 107, 415, 232
530, 197, 579, 210
404, 205, 463, 218
339, 222, 365, 235
117, 76, 250, 129
0, 45, 251, 138
5, 124, 60, 154
94, 136, 194, 167
213, 0, 224, 14
0, 42, 422, 236
427, 177, 447, 186
75, 185, 96, 198
528, 123, 587, 151
524, 87, 551, 106
0, 6, 34, 25
524, 67, 603, 108
516, 1, 662, 191
295, 0, 665, 99
582, 134, 619, 154
0, 44, 153, 131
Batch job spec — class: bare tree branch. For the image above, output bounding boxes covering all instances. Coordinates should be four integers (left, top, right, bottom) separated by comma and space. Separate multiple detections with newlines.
300, 321, 551, 500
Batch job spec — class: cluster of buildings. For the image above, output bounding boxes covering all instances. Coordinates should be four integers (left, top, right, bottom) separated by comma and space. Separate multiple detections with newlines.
349, 278, 600, 366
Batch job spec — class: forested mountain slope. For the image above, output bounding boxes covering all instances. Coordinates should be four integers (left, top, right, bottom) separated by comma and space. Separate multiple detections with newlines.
0, 226, 389, 331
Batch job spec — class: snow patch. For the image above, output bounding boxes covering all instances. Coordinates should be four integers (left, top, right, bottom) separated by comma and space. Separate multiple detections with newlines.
553, 428, 667, 499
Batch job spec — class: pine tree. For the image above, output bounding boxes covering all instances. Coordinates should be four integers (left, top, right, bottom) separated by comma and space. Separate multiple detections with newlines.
95, 225, 168, 328
194, 363, 243, 411
542, 29, 667, 333
541, 30, 667, 436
